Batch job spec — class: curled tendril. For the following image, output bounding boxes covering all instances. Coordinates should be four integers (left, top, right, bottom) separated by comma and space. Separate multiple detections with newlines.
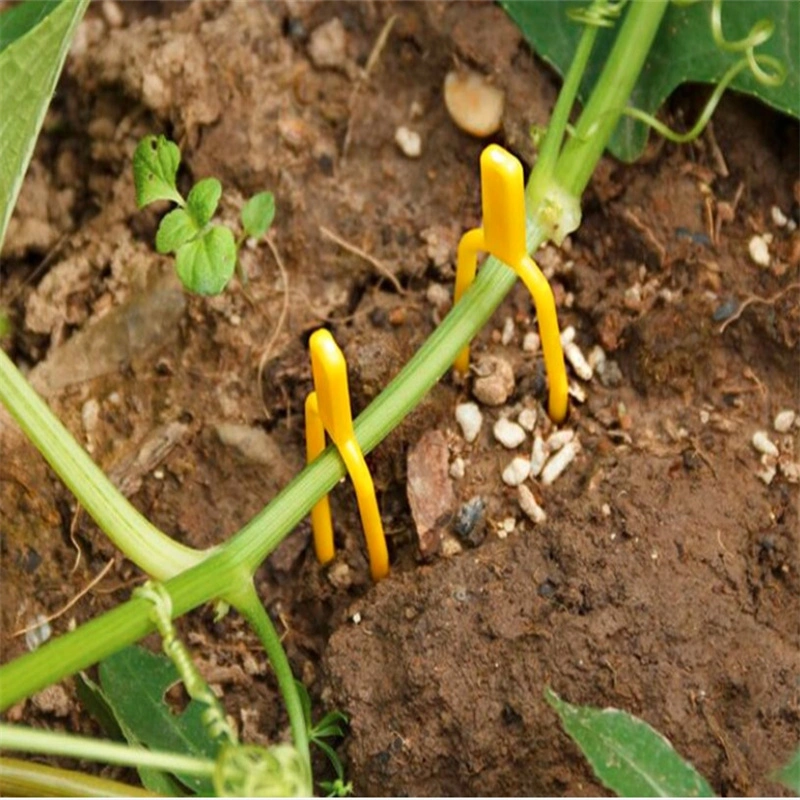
214, 744, 312, 797
567, 0, 628, 29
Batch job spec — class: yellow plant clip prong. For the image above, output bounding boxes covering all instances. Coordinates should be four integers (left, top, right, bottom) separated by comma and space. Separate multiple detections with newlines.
453, 144, 569, 424
305, 329, 389, 581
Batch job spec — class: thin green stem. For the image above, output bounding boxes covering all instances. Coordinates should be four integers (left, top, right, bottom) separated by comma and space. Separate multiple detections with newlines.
0, 723, 216, 780
229, 582, 311, 771
0, 756, 155, 798
0, 349, 208, 581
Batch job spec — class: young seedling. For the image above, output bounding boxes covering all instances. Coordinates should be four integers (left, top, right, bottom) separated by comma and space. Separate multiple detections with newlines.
133, 134, 275, 295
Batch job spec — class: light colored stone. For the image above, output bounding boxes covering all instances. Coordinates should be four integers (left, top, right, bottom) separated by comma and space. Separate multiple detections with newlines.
472, 355, 515, 406
546, 429, 575, 452
748, 234, 771, 267
522, 331, 540, 353
530, 435, 548, 477
517, 407, 537, 432
444, 69, 505, 138
774, 410, 796, 433
501, 317, 515, 346
771, 205, 788, 227
32, 685, 71, 717
308, 18, 348, 69
493, 417, 527, 449
564, 341, 593, 381
541, 440, 579, 486
395, 126, 422, 158
455, 402, 483, 443
752, 430, 779, 457
449, 456, 466, 480
502, 456, 531, 486
518, 484, 547, 524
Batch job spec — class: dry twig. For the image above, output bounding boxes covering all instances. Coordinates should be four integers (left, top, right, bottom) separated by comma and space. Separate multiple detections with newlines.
718, 281, 800, 333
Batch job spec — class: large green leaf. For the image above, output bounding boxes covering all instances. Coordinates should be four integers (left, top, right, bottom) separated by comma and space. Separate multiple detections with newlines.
0, 1, 60, 54
546, 689, 715, 797
503, 0, 798, 162
98, 646, 219, 795
0, 0, 90, 251
774, 748, 800, 794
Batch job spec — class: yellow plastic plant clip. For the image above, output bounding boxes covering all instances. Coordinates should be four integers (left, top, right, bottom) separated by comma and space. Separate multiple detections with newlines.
453, 144, 569, 424
304, 328, 390, 581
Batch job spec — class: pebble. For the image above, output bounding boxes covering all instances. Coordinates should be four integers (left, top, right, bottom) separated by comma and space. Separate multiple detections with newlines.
24, 615, 51, 651
518, 484, 547, 524
32, 685, 71, 717
493, 417, 527, 449
748, 234, 771, 267
779, 459, 800, 483
395, 126, 422, 159
587, 345, 606, 372
560, 326, 576, 346
449, 456, 466, 480
774, 409, 796, 433
756, 457, 777, 485
472, 355, 515, 406
522, 331, 540, 353
443, 69, 505, 138
502, 456, 531, 486
564, 341, 593, 381
517, 407, 538, 432
596, 358, 623, 388
452, 496, 486, 547
455, 402, 483, 443
771, 205, 788, 227
308, 18, 348, 70
327, 561, 352, 590
497, 517, 516, 539
568, 381, 587, 404
546, 429, 575, 452
541, 440, 579, 486
426, 282, 451, 311
501, 317, 515, 346
101, 0, 124, 28
752, 430, 779, 458
530, 435, 548, 477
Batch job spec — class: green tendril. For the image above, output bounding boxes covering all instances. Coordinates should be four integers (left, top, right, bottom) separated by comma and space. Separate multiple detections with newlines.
567, 0, 628, 28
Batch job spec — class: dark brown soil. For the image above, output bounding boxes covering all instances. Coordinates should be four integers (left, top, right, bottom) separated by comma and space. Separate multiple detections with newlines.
1, 1, 798, 796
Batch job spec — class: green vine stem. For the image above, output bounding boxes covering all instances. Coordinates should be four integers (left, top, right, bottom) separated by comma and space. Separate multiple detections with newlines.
0, 0, 669, 722
0, 348, 209, 581
0, 756, 155, 798
0, 723, 217, 780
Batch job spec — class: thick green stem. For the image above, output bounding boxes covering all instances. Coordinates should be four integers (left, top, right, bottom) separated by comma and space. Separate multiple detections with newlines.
0, 349, 208, 581
0, 724, 216, 780
229, 583, 310, 771
0, 756, 155, 798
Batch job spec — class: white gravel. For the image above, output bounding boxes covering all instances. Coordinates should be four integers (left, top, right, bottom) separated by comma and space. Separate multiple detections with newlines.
748, 234, 771, 267
518, 484, 547, 524
774, 410, 796, 433
494, 417, 527, 449
530, 435, 548, 477
541, 440, 579, 486
752, 430, 779, 457
455, 402, 483, 443
502, 456, 531, 486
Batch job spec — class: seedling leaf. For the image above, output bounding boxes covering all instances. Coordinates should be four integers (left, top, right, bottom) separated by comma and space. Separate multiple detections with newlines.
0, 0, 90, 251
774, 748, 800, 794
175, 225, 236, 295
241, 191, 276, 239
545, 688, 714, 797
99, 645, 219, 795
503, 0, 799, 161
155, 208, 197, 254
133, 135, 184, 208
186, 177, 222, 228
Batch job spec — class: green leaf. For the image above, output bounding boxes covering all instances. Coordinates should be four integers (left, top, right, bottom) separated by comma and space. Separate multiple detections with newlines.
503, 0, 799, 161
241, 191, 276, 239
0, 0, 90, 251
774, 748, 800, 794
132, 135, 184, 208
186, 178, 221, 228
156, 208, 198, 254
0, 1, 60, 54
175, 225, 236, 295
545, 688, 715, 797
99, 646, 219, 795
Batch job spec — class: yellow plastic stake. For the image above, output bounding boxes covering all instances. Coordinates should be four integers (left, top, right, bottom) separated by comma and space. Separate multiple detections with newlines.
453, 144, 569, 423
305, 329, 389, 581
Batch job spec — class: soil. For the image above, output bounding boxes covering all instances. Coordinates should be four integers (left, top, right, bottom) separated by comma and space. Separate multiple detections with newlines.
1, 1, 798, 796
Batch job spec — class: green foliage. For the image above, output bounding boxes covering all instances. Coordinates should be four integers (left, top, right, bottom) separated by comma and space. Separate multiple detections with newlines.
545, 688, 715, 797
503, 0, 798, 161
93, 646, 219, 795
242, 191, 276, 239
0, 0, 90, 250
774, 748, 800, 794
132, 135, 184, 208
297, 680, 349, 793
0, 0, 59, 54
174, 226, 237, 296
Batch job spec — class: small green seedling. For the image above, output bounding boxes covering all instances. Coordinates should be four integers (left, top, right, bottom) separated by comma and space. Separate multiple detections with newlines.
133, 134, 275, 295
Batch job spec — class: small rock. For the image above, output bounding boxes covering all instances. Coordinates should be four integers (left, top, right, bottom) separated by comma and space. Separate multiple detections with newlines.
517, 407, 537, 432
443, 69, 505, 138
501, 317, 515, 346
564, 341, 593, 381
327, 561, 352, 590
493, 417, 527, 449
568, 381, 587, 404
596, 358, 623, 388
395, 126, 422, 159
81, 398, 100, 438
502, 456, 531, 486
497, 517, 516, 539
587, 345, 606, 372
441, 534, 464, 558
449, 456, 466, 480
546, 429, 575, 452
455, 402, 483, 443
407, 430, 456, 558
308, 18, 348, 69
472, 355, 515, 406
32, 685, 71, 717
452, 496, 486, 547
771, 205, 788, 227
530, 435, 549, 477
541, 440, 579, 486
756, 456, 777, 485
24, 615, 51, 651
522, 331, 540, 353
426, 282, 451, 311
748, 234, 771, 267
779, 458, 800, 483
518, 484, 547, 524
774, 409, 796, 433
752, 430, 779, 458
216, 423, 283, 466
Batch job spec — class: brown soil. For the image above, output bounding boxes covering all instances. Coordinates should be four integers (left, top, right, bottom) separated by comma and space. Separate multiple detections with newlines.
1, 1, 798, 796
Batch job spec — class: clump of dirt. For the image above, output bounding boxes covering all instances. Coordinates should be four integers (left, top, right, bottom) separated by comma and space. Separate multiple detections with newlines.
1, 1, 798, 797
